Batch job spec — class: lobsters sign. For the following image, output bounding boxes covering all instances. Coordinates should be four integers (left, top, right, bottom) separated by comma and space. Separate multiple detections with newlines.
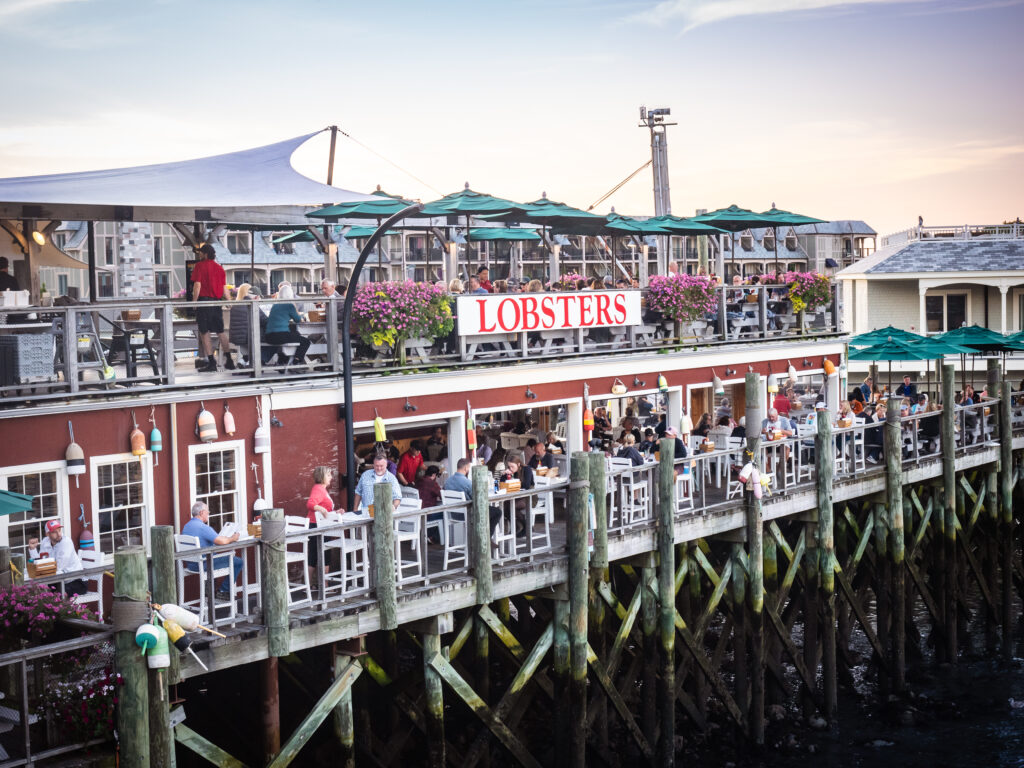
456, 291, 642, 336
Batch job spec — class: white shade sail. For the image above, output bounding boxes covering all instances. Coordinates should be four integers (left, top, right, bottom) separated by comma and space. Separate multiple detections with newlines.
0, 130, 378, 225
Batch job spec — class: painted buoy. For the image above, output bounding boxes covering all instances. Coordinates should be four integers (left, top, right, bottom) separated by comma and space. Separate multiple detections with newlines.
223, 403, 236, 436
150, 426, 163, 454
135, 623, 160, 653
147, 624, 170, 669
197, 404, 218, 443
130, 426, 147, 456
254, 421, 270, 454
155, 603, 200, 633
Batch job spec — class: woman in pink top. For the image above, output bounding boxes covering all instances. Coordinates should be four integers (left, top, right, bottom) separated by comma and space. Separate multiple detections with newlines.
306, 466, 335, 581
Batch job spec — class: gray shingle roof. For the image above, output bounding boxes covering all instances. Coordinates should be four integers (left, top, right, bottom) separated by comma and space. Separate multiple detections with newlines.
865, 240, 1024, 273
792, 220, 876, 236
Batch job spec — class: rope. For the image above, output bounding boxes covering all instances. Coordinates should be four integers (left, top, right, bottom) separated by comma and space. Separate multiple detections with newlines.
568, 480, 591, 490
261, 518, 287, 554
111, 600, 150, 631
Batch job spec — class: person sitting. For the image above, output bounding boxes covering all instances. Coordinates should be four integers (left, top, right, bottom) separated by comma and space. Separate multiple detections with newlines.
265, 283, 310, 367
731, 416, 747, 440
181, 501, 242, 599
444, 458, 474, 500
396, 441, 424, 486
691, 413, 711, 437
919, 403, 941, 453
664, 426, 688, 459
528, 441, 555, 470
639, 428, 658, 454
773, 388, 792, 416
27, 521, 86, 596
0, 256, 19, 292
761, 408, 794, 437
475, 426, 493, 465
708, 415, 733, 449
896, 375, 917, 400
616, 433, 645, 466
415, 466, 443, 534
497, 453, 535, 536
864, 403, 885, 463
544, 431, 565, 454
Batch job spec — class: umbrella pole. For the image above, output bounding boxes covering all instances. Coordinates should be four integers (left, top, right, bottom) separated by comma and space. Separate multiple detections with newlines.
376, 217, 383, 277
774, 225, 779, 277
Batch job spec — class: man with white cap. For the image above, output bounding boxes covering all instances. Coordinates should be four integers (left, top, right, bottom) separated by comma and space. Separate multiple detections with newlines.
28, 520, 85, 595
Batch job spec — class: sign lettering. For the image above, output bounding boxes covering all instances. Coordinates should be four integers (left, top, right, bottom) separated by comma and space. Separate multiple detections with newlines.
456, 291, 642, 336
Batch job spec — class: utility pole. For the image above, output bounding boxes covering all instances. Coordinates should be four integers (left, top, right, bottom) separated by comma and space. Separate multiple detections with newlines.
638, 107, 676, 275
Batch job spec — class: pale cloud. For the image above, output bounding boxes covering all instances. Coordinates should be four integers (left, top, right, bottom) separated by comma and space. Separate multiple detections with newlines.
631, 0, 937, 31
0, 0, 87, 20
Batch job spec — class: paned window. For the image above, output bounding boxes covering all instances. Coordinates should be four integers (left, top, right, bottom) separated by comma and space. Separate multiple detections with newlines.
92, 456, 152, 554
0, 464, 66, 562
190, 442, 245, 533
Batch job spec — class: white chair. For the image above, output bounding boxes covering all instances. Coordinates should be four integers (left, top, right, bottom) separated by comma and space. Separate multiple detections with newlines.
284, 516, 312, 606
174, 533, 237, 625
401, 485, 420, 500
322, 512, 371, 596
394, 499, 423, 584
73, 549, 104, 616
439, 490, 469, 569
527, 492, 552, 550
675, 469, 694, 512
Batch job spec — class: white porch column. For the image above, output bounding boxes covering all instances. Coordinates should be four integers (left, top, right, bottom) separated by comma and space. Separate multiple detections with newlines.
639, 244, 650, 285
1000, 285, 1008, 332
549, 243, 561, 284
826, 370, 840, 415
566, 400, 584, 454
444, 242, 458, 285
919, 286, 927, 335
667, 387, 682, 436
448, 413, 466, 464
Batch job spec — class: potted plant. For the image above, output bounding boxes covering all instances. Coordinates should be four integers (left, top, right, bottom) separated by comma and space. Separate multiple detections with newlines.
351, 281, 454, 366
784, 271, 831, 331
646, 273, 718, 339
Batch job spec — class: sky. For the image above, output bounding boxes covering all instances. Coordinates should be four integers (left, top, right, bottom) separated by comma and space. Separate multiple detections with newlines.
0, 0, 1022, 237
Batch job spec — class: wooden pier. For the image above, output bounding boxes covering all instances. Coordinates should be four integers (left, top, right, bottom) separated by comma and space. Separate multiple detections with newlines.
3, 365, 1024, 767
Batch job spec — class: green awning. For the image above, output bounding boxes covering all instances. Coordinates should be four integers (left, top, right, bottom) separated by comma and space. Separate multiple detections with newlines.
467, 228, 540, 242
307, 197, 414, 219
418, 186, 529, 217
0, 489, 34, 516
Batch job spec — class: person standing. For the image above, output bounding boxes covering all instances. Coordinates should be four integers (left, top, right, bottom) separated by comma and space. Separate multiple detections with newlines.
181, 501, 242, 598
397, 441, 425, 486
0, 256, 19, 292
28, 520, 85, 595
353, 453, 403, 514
476, 267, 493, 293
191, 243, 234, 373
306, 465, 335, 582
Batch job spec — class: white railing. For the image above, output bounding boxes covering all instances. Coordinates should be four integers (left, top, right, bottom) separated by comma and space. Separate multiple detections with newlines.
881, 222, 1024, 248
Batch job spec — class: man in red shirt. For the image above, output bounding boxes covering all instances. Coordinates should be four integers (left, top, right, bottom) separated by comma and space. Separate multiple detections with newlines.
190, 243, 233, 373
476, 267, 493, 293
396, 440, 424, 486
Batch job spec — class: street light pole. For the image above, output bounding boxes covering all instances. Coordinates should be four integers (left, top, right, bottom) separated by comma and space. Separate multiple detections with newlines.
342, 203, 424, 510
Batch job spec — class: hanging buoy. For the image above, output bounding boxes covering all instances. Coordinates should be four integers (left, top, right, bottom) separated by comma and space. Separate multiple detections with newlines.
135, 623, 159, 654
65, 421, 85, 488
582, 408, 594, 432
466, 406, 477, 452
373, 409, 387, 443
254, 421, 270, 453
155, 603, 200, 632
162, 618, 209, 671
787, 360, 798, 382
223, 403, 236, 436
658, 373, 669, 394
147, 623, 170, 669
129, 410, 146, 457
767, 373, 779, 394
751, 468, 763, 499
712, 371, 725, 396
738, 462, 754, 484
148, 406, 162, 466
824, 358, 837, 376
197, 402, 218, 443
79, 509, 94, 550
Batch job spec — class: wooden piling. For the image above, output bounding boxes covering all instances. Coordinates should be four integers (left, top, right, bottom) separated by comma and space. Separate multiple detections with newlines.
475, 610, 491, 768
423, 629, 446, 768
998, 374, 1014, 661
657, 439, 677, 766
553, 596, 570, 767
148, 527, 175, 768
262, 657, 281, 763
883, 398, 906, 691
985, 470, 999, 653
372, 484, 398, 631
261, 507, 291, 656
589, 451, 609, 571
802, 519, 820, 717
332, 647, 355, 768
816, 409, 839, 713
731, 544, 748, 724
568, 452, 590, 768
113, 545, 150, 767
744, 372, 765, 742
940, 365, 957, 663
472, 465, 494, 604
641, 564, 658, 749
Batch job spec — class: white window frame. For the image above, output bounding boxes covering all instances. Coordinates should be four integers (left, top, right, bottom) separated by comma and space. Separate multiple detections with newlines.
0, 460, 71, 557
924, 289, 970, 333
89, 452, 155, 560
188, 439, 248, 531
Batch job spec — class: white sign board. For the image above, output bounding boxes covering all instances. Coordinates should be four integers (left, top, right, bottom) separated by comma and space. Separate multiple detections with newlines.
456, 291, 642, 336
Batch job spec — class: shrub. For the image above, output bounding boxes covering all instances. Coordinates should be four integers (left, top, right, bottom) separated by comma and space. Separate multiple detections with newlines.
646, 274, 718, 324
0, 583, 94, 652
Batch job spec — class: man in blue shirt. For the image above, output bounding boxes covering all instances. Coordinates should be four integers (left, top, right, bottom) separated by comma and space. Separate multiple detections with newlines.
444, 458, 474, 500
353, 454, 403, 514
182, 501, 242, 597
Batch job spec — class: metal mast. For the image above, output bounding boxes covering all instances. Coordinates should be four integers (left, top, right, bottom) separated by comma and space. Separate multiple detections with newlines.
639, 106, 676, 273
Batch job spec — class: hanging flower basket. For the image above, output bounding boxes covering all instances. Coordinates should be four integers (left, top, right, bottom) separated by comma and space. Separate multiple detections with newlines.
784, 271, 831, 314
352, 281, 453, 365
646, 274, 718, 324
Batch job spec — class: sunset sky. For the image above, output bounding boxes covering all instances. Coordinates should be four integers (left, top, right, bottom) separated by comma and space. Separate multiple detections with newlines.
0, 0, 1021, 237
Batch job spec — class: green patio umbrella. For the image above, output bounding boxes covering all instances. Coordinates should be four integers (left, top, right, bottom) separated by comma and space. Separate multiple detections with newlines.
692, 205, 780, 274
466, 228, 540, 242
937, 325, 1024, 394
849, 326, 925, 346
759, 206, 828, 275
308, 194, 419, 276
644, 214, 723, 236
849, 336, 940, 395
343, 226, 400, 239
0, 488, 34, 516
272, 230, 316, 243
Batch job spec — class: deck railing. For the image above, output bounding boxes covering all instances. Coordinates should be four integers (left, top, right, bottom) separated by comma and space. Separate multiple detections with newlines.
881, 222, 1024, 247
0, 284, 840, 407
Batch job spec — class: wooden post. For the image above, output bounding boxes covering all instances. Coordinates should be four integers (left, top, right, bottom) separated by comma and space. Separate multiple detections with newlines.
148, 527, 175, 768
261, 507, 291, 656
940, 366, 957, 663
262, 657, 281, 763
114, 545, 150, 767
589, 451, 608, 570
568, 452, 590, 768
883, 399, 905, 691
475, 610, 491, 768
588, 578, 608, 752
423, 629, 446, 768
985, 470, 999, 653
372, 484, 398, 631
803, 518, 820, 717
553, 596, 570, 768
731, 544, 748, 722
998, 375, 1014, 662
745, 372, 765, 742
657, 439, 676, 767
816, 410, 839, 715
332, 647, 355, 768
0, 546, 10, 589
472, 465, 493, 604
641, 565, 658, 748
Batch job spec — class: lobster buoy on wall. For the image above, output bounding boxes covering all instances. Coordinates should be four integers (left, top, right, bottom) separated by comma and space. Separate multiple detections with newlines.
582, 408, 594, 433
154, 603, 200, 632
658, 373, 669, 394
136, 623, 160, 653
466, 402, 477, 453
79, 511, 94, 550
197, 402, 218, 443
223, 403, 236, 436
148, 405, 162, 466
65, 421, 85, 488
254, 422, 270, 453
130, 410, 147, 457
147, 623, 170, 669
824, 358, 837, 376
